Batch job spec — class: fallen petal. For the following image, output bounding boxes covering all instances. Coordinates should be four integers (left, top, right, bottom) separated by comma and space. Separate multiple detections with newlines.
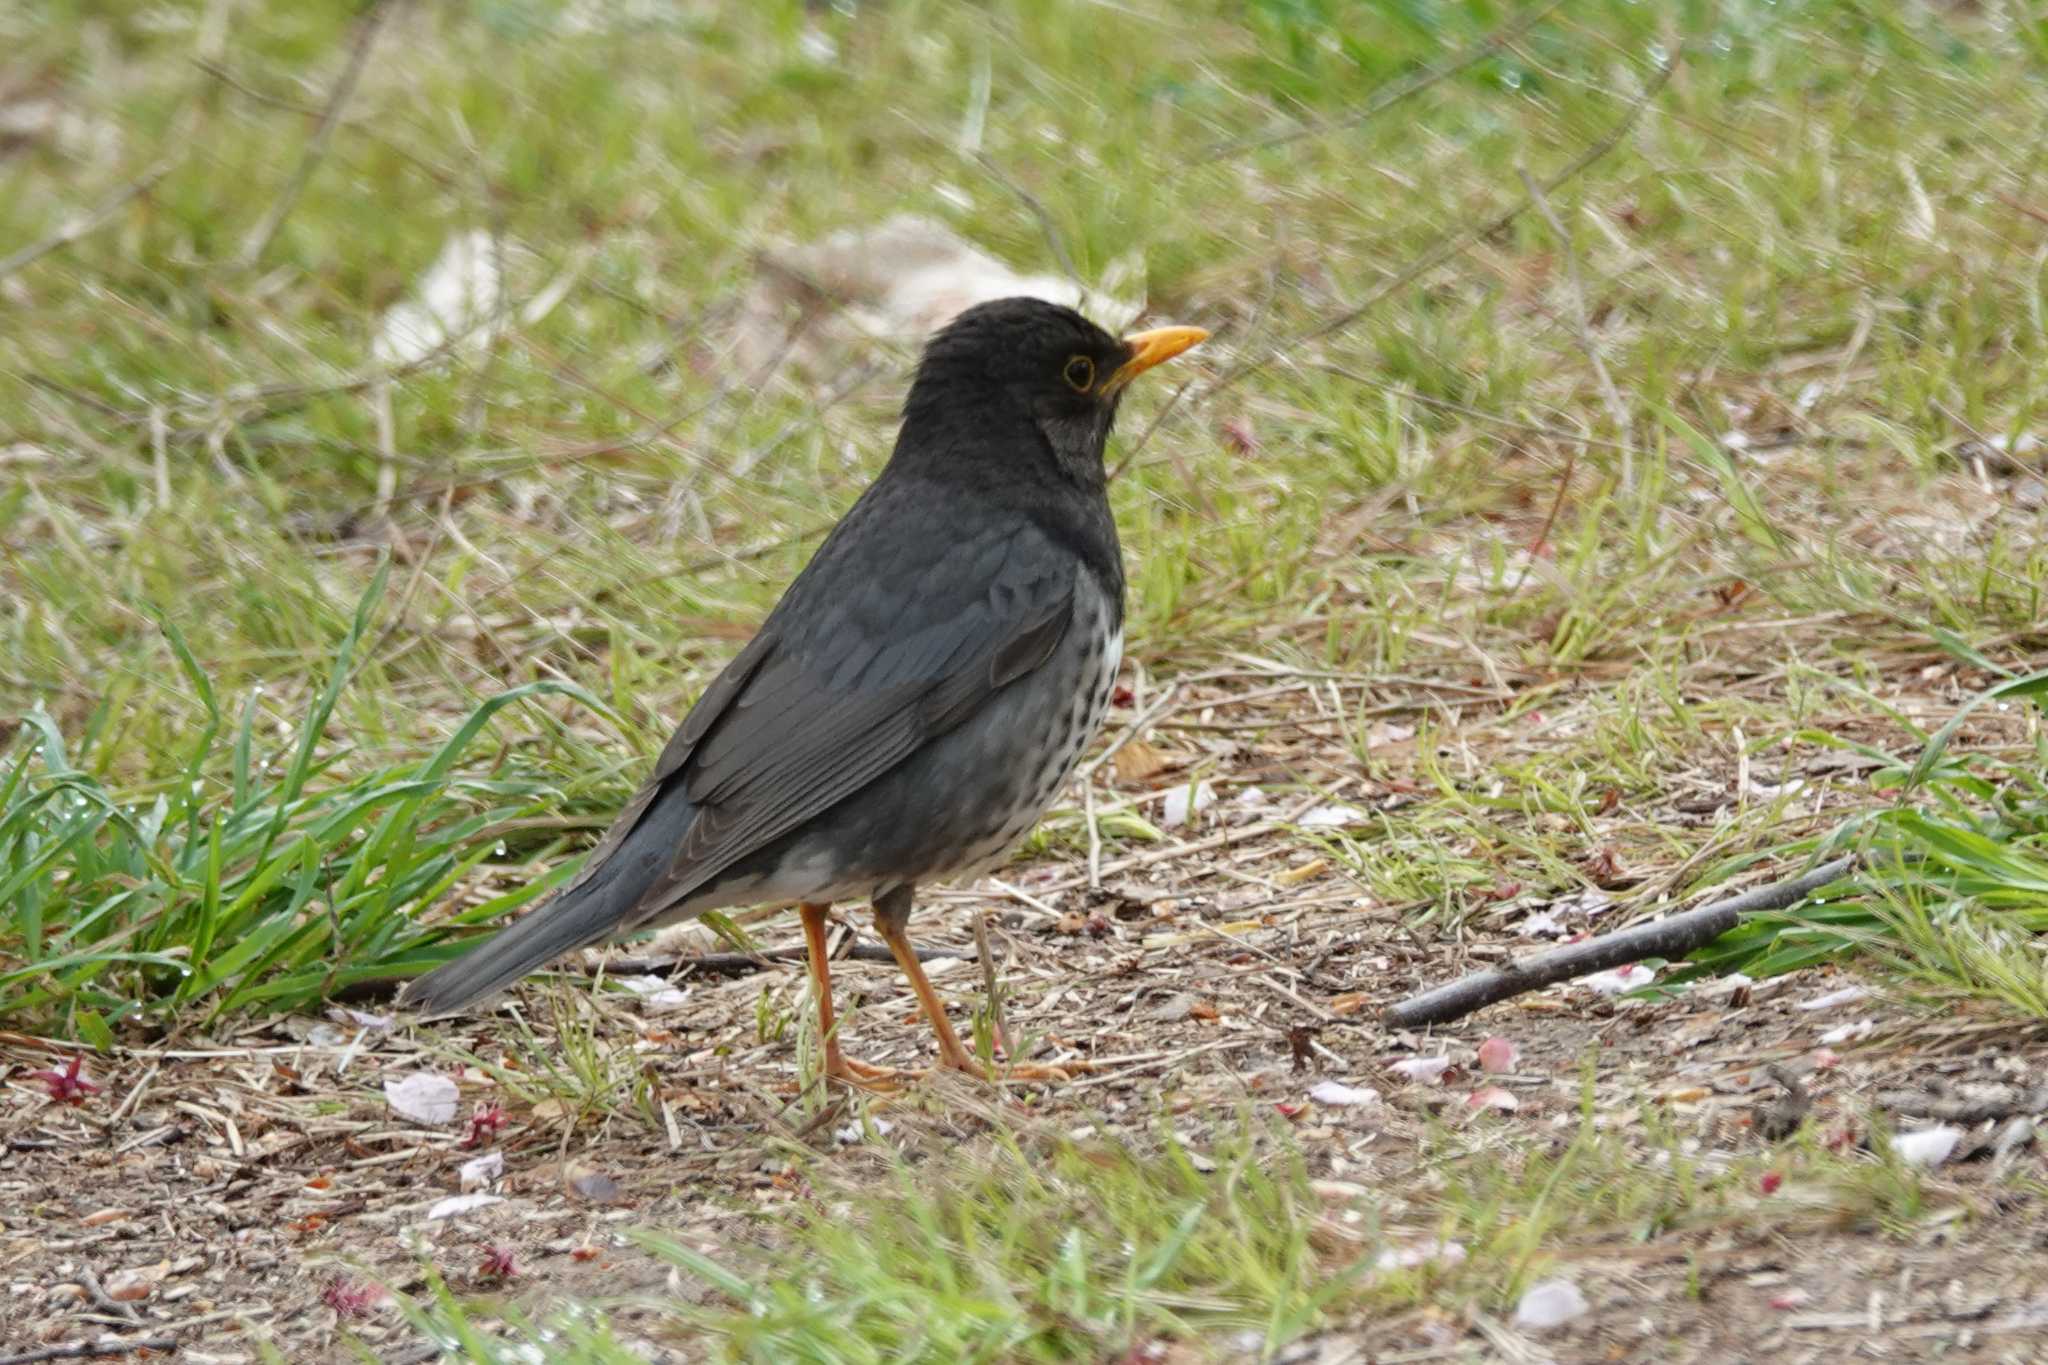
1476, 1036, 1519, 1073
1372, 1238, 1466, 1272
1162, 781, 1217, 827
615, 974, 691, 1011
570, 1170, 624, 1204
1795, 985, 1870, 1011
384, 1072, 460, 1126
1514, 1278, 1589, 1329
426, 1193, 503, 1221
1466, 1086, 1519, 1112
1893, 1125, 1963, 1168
1308, 1080, 1381, 1108
1579, 964, 1655, 996
1388, 1056, 1451, 1084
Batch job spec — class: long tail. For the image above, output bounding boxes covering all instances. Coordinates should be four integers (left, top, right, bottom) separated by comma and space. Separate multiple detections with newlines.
399, 784, 693, 1016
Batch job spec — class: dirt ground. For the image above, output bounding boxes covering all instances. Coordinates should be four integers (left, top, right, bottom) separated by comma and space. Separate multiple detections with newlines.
6, 677, 2047, 1364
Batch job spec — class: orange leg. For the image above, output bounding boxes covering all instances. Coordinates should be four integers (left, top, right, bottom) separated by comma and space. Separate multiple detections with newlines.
873, 909, 1074, 1083
799, 902, 896, 1090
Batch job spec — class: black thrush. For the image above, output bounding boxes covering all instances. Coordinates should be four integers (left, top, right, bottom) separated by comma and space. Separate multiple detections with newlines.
400, 297, 1206, 1085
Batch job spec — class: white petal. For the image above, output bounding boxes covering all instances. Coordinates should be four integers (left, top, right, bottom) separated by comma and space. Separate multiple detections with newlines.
1372, 1238, 1466, 1272
1818, 1018, 1874, 1045
615, 974, 691, 1012
1297, 804, 1369, 829
384, 1072, 460, 1126
1579, 964, 1655, 995
1893, 1125, 1963, 1168
1308, 1080, 1381, 1108
1514, 1278, 1589, 1329
459, 1152, 504, 1192
426, 1193, 503, 1221
1162, 781, 1217, 827
1388, 1057, 1450, 1084
1795, 985, 1869, 1010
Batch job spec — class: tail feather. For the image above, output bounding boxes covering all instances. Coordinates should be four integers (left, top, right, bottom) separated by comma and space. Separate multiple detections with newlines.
400, 784, 691, 1016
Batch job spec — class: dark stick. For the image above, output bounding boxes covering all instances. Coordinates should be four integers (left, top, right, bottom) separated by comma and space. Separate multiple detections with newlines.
1382, 855, 1858, 1028
0, 1338, 181, 1365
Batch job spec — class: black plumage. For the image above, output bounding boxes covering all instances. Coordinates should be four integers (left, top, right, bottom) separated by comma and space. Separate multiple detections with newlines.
400, 297, 1205, 1084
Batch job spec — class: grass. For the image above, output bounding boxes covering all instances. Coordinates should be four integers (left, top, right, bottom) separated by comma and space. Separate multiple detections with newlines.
0, 561, 619, 1034
373, 1097, 1969, 1363
9, 0, 2048, 1357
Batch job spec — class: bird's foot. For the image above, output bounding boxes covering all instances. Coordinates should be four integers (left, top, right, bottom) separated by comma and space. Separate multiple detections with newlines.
936, 1050, 1086, 1084
825, 1054, 903, 1092
994, 1060, 1080, 1083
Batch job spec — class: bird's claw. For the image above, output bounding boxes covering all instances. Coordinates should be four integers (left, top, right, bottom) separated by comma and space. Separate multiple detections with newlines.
825, 1055, 903, 1092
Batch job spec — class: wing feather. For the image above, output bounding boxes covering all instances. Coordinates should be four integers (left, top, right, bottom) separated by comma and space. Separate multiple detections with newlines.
577, 517, 1076, 929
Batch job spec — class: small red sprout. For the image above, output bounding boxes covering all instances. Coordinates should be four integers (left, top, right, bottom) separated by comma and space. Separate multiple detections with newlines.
29, 1054, 100, 1106
1760, 1171, 1784, 1195
461, 1102, 508, 1149
478, 1245, 518, 1280
322, 1277, 378, 1318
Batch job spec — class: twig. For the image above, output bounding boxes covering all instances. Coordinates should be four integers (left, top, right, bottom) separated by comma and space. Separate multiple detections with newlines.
0, 1339, 181, 1365
1202, 0, 1567, 162
0, 162, 176, 282
240, 0, 399, 265
76, 1269, 141, 1325
1383, 855, 1857, 1028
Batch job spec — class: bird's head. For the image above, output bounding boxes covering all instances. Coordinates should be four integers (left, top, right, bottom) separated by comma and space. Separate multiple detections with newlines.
899, 297, 1207, 490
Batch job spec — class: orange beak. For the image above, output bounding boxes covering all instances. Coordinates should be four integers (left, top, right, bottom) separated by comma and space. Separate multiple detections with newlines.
1105, 324, 1209, 393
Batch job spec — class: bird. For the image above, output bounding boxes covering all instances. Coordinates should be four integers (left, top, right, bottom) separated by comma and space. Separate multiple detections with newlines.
400, 297, 1207, 1087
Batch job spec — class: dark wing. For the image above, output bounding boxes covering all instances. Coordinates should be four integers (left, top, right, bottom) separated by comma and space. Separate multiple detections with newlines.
566, 510, 1076, 930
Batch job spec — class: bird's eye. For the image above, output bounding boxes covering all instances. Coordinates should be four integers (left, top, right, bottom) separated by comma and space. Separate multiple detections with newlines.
1062, 355, 1095, 392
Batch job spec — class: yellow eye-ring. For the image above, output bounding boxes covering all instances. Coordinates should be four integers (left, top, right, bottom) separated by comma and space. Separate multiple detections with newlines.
1063, 355, 1095, 392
